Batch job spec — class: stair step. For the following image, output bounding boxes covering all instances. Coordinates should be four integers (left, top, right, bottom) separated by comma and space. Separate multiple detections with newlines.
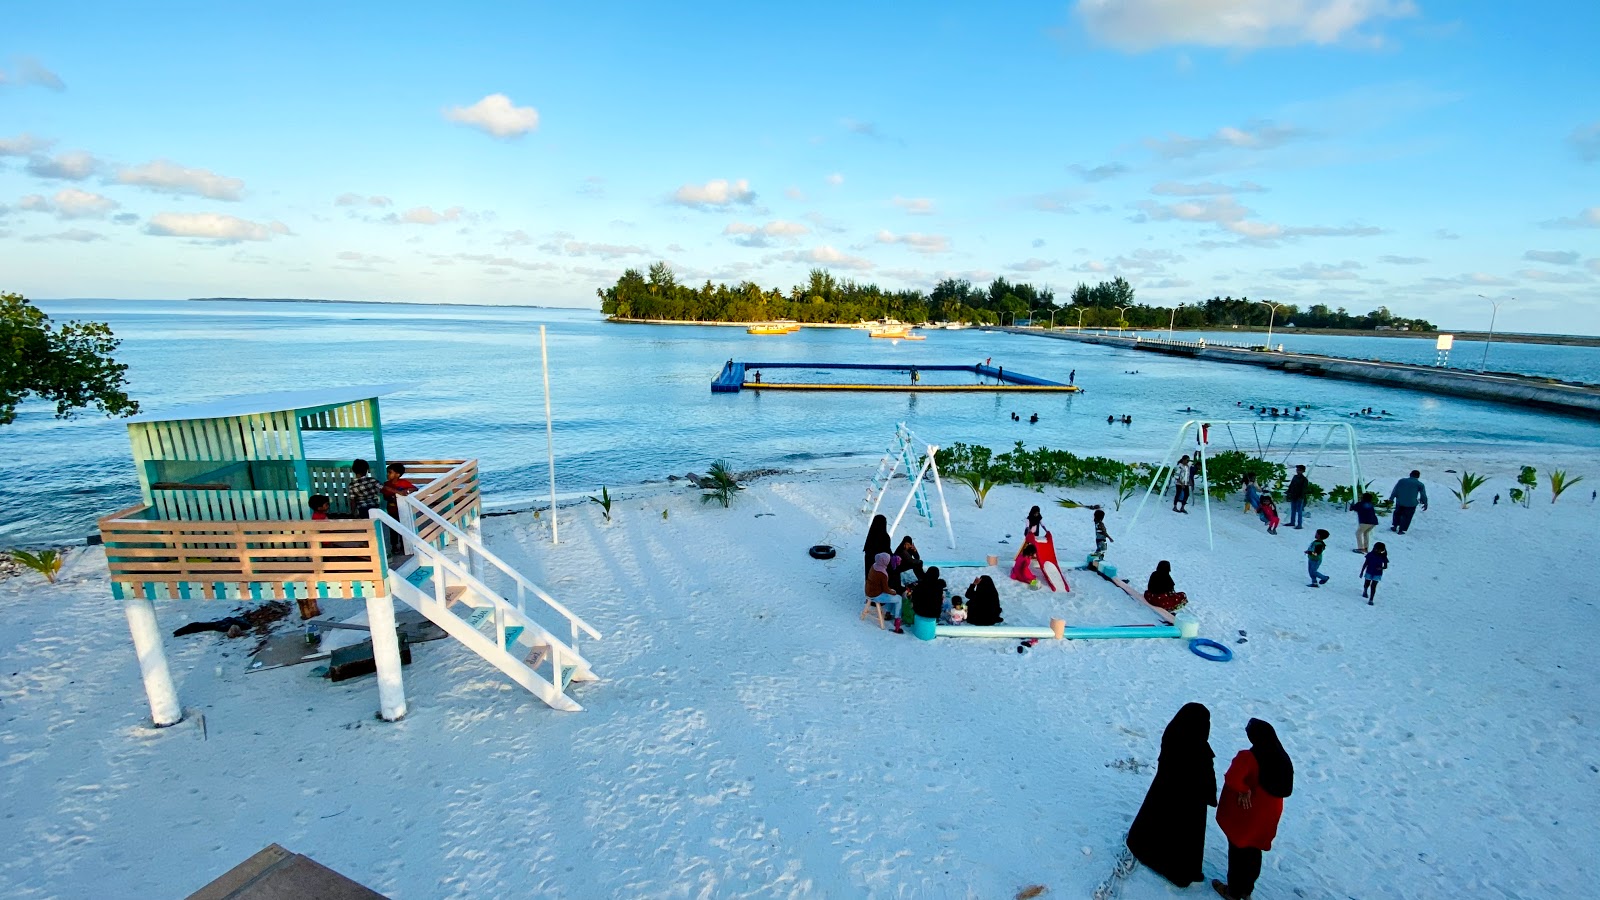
503, 625, 524, 649
444, 584, 469, 606
464, 607, 493, 628
405, 566, 435, 588
560, 665, 577, 689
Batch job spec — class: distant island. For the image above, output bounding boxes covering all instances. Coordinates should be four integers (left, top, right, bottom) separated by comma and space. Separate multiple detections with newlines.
597, 262, 1437, 333
189, 297, 573, 311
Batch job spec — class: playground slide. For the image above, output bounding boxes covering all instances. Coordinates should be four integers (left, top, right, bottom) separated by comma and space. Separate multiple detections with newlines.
1033, 531, 1069, 592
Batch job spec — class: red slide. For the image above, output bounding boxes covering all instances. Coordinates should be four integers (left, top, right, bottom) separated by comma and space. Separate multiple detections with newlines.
1010, 531, 1070, 592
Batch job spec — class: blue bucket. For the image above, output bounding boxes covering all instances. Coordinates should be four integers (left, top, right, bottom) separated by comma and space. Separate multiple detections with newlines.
911, 615, 937, 641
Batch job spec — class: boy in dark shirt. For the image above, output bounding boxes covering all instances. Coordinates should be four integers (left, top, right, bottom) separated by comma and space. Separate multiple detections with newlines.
349, 459, 383, 518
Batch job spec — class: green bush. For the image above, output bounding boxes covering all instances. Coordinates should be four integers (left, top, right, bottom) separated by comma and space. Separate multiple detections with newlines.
1201, 450, 1286, 500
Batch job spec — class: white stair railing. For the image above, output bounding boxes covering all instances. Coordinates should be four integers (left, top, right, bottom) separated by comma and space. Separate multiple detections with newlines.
396, 495, 602, 655
368, 509, 595, 704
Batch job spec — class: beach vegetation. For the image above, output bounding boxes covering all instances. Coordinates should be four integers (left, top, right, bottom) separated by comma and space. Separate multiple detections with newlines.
1508, 487, 1526, 506
1451, 472, 1489, 508
11, 548, 62, 584
1113, 470, 1141, 511
597, 268, 1435, 331
1199, 450, 1286, 500
589, 485, 613, 521
1, 292, 140, 426
1516, 466, 1538, 507
1548, 470, 1583, 504
700, 460, 742, 508
953, 471, 1002, 508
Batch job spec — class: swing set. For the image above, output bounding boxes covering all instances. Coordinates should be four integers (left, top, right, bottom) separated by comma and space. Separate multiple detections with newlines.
1127, 419, 1362, 550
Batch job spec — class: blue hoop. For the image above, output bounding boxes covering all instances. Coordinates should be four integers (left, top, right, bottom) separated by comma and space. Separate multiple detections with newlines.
1188, 638, 1234, 662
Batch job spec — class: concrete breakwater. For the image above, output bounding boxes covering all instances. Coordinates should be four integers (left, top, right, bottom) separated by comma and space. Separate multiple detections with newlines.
1005, 329, 1600, 421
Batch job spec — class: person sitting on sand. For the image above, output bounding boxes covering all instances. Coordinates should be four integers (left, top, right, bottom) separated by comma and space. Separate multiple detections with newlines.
964, 575, 1003, 625
1010, 541, 1041, 586
1144, 560, 1188, 612
866, 552, 904, 631
1258, 494, 1281, 534
910, 566, 946, 622
891, 535, 924, 590
948, 597, 967, 624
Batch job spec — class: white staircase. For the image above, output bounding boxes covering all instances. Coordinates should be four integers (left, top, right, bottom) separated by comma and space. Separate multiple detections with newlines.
373, 499, 601, 712
862, 422, 934, 527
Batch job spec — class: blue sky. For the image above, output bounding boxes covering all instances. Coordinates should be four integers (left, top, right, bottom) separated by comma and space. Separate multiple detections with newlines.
3, 1, 1597, 332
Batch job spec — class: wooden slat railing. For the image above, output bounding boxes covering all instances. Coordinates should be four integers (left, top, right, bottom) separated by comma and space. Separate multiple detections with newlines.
98, 505, 387, 600
397, 459, 480, 546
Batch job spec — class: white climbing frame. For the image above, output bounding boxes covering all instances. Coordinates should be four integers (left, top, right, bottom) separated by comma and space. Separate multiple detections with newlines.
865, 423, 957, 549
1127, 420, 1362, 551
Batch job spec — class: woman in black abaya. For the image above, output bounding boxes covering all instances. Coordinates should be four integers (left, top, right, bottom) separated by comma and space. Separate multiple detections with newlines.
1125, 702, 1217, 887
862, 514, 892, 579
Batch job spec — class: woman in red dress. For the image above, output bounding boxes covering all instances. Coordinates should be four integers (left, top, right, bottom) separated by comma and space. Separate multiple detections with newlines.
1214, 719, 1294, 899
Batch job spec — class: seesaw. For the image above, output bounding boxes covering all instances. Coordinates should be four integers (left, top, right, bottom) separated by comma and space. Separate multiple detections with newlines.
1083, 557, 1177, 625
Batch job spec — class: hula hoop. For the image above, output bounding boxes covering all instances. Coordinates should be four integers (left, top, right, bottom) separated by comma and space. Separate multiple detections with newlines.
808, 544, 837, 560
1188, 638, 1233, 662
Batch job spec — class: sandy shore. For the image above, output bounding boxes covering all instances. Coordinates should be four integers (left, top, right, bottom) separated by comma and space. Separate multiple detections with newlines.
1, 450, 1595, 898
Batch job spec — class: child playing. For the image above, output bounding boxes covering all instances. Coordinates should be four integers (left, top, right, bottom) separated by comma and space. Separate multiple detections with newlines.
349, 459, 383, 519
1258, 493, 1280, 534
382, 462, 418, 553
1305, 528, 1331, 587
1010, 541, 1040, 586
948, 597, 967, 624
1171, 455, 1193, 513
1361, 542, 1389, 605
308, 494, 331, 520
1242, 473, 1261, 514
1093, 509, 1113, 560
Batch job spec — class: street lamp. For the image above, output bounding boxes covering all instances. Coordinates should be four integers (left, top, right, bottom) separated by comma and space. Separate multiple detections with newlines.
1167, 302, 1185, 341
1476, 294, 1510, 371
1259, 300, 1284, 349
1075, 308, 1086, 332
1115, 305, 1132, 338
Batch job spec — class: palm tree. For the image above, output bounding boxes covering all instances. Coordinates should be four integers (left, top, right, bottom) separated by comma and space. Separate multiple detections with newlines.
701, 460, 742, 508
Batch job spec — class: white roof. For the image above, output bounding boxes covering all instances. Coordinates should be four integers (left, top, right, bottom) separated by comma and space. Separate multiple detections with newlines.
126, 383, 411, 424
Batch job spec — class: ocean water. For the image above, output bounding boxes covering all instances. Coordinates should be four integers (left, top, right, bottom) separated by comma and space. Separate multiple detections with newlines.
5, 299, 1598, 545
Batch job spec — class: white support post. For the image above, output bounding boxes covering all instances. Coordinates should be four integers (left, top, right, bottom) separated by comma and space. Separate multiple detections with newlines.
1128, 420, 1195, 533
926, 446, 957, 550
123, 593, 183, 727
889, 454, 934, 537
868, 447, 904, 520
365, 592, 408, 722
1198, 428, 1214, 551
468, 517, 485, 581
541, 325, 559, 545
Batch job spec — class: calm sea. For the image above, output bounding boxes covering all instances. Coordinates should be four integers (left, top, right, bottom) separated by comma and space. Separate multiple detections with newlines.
5, 299, 1597, 545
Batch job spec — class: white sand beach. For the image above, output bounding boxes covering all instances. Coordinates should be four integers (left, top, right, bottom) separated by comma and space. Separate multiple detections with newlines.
1, 449, 1596, 899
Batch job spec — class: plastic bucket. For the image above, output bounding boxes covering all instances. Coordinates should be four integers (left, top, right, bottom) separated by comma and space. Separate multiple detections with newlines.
912, 614, 938, 641
1174, 611, 1200, 639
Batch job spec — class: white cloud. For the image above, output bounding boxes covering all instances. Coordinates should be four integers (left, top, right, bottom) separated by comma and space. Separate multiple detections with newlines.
50, 188, 120, 219
118, 159, 244, 200
1069, 163, 1129, 182
825, 173, 845, 186
1541, 207, 1600, 229
454, 253, 557, 271
538, 239, 648, 259
1074, 0, 1419, 51
805, 245, 874, 270
1378, 254, 1427, 265
1524, 249, 1579, 265
0, 57, 66, 90
875, 230, 951, 254
1151, 180, 1268, 196
1569, 121, 1600, 163
443, 93, 540, 138
892, 196, 936, 215
1007, 258, 1057, 272
1518, 268, 1592, 285
1273, 260, 1365, 281
1144, 121, 1308, 159
386, 205, 469, 225
1134, 196, 1380, 242
145, 212, 288, 243
27, 150, 99, 181
724, 220, 810, 247
1588, 259, 1600, 276
0, 133, 52, 157
23, 229, 104, 243
18, 194, 50, 212
1434, 228, 1461, 240
336, 251, 391, 265
785, 186, 806, 201
335, 193, 392, 207
672, 178, 755, 208
1026, 190, 1085, 214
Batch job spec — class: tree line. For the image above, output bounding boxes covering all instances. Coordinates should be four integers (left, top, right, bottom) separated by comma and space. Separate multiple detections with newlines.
597, 263, 1435, 332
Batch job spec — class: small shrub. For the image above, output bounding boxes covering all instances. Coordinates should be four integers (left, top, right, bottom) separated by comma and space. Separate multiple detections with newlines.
1113, 470, 1141, 512
1508, 487, 1526, 506
953, 471, 1001, 508
1451, 472, 1488, 508
1549, 470, 1584, 504
1516, 466, 1537, 508
700, 460, 742, 508
1328, 484, 1355, 506
12, 549, 63, 584
589, 485, 613, 521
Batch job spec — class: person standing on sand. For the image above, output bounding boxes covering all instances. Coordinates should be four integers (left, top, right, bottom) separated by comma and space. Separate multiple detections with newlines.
1126, 703, 1217, 887
1285, 465, 1309, 529
1093, 509, 1114, 561
1172, 455, 1193, 513
1361, 543, 1389, 605
863, 514, 892, 578
1388, 470, 1428, 535
1305, 529, 1330, 587
1349, 491, 1379, 552
1214, 719, 1294, 900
